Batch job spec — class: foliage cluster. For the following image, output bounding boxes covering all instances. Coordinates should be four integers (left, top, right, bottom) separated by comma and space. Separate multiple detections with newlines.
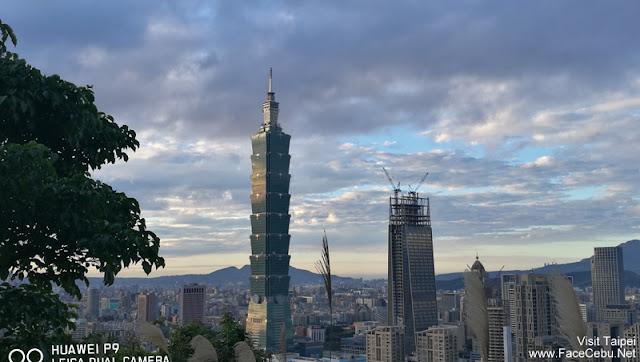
168, 312, 270, 362
0, 18, 164, 354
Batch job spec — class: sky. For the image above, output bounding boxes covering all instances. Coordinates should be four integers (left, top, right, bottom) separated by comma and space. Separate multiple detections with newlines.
2, 1, 640, 279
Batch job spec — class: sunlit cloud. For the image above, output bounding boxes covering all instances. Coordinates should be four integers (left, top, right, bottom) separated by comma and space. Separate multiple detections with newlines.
2, 1, 639, 277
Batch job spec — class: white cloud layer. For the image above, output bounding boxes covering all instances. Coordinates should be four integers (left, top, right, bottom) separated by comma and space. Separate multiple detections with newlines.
2, 1, 639, 277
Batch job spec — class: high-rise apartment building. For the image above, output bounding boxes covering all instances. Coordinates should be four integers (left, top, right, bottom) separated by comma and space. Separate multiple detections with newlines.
487, 306, 507, 362
179, 283, 205, 326
137, 293, 156, 322
591, 246, 625, 322
501, 274, 520, 331
512, 274, 555, 361
366, 325, 405, 362
245, 69, 293, 351
387, 191, 437, 354
416, 325, 462, 362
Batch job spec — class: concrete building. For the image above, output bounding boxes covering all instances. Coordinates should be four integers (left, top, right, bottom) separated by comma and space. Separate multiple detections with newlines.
579, 303, 588, 322
487, 306, 507, 362
272, 353, 366, 362
512, 274, 555, 361
623, 322, 640, 362
85, 288, 100, 319
341, 335, 366, 356
178, 283, 205, 326
137, 293, 156, 322
119, 291, 131, 312
100, 297, 110, 310
245, 69, 294, 351
294, 339, 323, 359
366, 326, 405, 362
503, 326, 513, 362
416, 325, 462, 362
586, 321, 626, 362
603, 304, 637, 325
307, 325, 325, 342
440, 292, 461, 325
501, 273, 520, 331
387, 190, 437, 354
353, 321, 379, 335
160, 303, 174, 319
591, 246, 625, 322
441, 292, 460, 311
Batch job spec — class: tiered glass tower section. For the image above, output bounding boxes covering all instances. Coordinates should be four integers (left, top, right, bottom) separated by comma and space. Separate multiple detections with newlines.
245, 69, 293, 352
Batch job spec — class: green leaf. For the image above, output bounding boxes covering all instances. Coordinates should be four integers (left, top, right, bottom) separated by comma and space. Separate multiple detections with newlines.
142, 261, 152, 274
0, 18, 164, 353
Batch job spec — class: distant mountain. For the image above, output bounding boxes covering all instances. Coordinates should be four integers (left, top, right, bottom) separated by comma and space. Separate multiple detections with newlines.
435, 239, 640, 290
436, 270, 640, 291
89, 265, 357, 289
436, 239, 640, 281
90, 240, 640, 290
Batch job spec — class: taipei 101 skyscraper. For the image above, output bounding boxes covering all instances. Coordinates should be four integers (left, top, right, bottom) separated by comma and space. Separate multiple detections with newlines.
245, 69, 293, 351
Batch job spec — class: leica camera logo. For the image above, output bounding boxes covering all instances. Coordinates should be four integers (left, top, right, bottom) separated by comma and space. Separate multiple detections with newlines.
8, 349, 44, 362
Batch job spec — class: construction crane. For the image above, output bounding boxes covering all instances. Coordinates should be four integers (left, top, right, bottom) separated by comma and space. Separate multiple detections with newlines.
383, 167, 401, 196
408, 172, 429, 194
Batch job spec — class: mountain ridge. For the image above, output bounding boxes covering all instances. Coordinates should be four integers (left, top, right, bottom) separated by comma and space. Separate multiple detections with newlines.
91, 239, 639, 289
435, 239, 640, 281
88, 265, 358, 288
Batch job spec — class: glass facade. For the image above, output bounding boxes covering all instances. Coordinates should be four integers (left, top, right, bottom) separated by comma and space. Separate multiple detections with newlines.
245, 81, 294, 352
387, 192, 438, 354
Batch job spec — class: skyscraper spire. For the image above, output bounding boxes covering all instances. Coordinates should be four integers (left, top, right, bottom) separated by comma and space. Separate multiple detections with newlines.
267, 67, 275, 101
263, 68, 279, 127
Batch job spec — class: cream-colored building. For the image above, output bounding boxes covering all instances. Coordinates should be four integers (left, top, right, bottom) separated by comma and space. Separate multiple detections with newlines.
487, 306, 507, 362
366, 325, 405, 362
416, 325, 463, 362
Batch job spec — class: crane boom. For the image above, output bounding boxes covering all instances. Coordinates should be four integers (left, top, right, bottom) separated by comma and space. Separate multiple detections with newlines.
413, 172, 429, 193
383, 167, 400, 193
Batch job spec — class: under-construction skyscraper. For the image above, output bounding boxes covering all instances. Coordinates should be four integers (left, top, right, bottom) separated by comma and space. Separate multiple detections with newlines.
245, 69, 293, 351
387, 190, 438, 354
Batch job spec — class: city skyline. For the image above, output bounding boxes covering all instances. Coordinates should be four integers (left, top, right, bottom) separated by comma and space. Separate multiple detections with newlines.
2, 2, 640, 278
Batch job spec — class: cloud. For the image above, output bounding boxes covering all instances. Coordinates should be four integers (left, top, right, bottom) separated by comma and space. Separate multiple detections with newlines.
2, 1, 639, 276
522, 156, 553, 168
